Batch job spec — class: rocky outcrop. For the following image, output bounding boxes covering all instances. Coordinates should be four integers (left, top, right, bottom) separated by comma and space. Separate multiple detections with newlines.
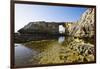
65, 8, 95, 37
79, 8, 95, 37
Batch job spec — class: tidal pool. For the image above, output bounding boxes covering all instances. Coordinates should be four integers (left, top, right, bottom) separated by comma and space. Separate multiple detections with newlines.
15, 36, 95, 66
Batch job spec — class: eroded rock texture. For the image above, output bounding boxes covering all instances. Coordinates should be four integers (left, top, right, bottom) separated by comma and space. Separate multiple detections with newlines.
65, 8, 95, 37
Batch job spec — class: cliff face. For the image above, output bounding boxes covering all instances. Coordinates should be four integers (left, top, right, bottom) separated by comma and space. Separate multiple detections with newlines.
18, 21, 65, 35
65, 8, 95, 37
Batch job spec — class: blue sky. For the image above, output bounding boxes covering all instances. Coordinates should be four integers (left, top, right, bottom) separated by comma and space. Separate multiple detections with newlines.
15, 4, 87, 32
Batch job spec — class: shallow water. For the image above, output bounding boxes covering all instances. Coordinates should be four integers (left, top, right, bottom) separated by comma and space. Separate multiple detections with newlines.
15, 36, 95, 66
15, 44, 38, 66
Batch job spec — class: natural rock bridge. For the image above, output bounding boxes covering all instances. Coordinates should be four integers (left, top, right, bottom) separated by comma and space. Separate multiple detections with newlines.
18, 21, 66, 35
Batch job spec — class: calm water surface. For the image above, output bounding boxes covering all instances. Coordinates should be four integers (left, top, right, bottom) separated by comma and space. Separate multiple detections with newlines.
15, 44, 38, 66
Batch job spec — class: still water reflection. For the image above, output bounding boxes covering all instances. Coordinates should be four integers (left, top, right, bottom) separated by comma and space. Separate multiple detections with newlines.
58, 36, 65, 43
15, 36, 94, 66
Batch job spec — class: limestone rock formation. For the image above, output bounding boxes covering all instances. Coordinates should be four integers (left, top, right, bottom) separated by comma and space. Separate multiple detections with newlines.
79, 8, 95, 37
65, 8, 95, 37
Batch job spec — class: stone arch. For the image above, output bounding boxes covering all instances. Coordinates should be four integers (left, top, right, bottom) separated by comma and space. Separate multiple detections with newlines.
59, 25, 65, 34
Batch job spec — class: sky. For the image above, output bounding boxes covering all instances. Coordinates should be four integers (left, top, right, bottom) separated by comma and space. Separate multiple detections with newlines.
15, 4, 87, 32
